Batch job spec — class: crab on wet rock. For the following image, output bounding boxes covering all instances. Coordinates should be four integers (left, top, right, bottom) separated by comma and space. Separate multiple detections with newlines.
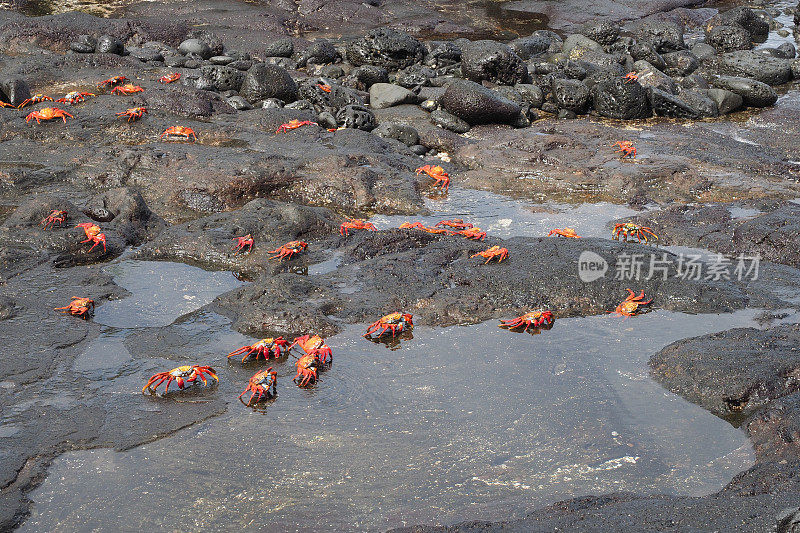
435, 219, 473, 230
233, 234, 254, 253
54, 297, 95, 319
17, 94, 53, 109
75, 222, 107, 252
161, 126, 197, 142
41, 209, 67, 229
158, 73, 181, 84
415, 165, 450, 191
471, 245, 508, 264
456, 227, 486, 240
499, 310, 554, 332
97, 76, 128, 89
340, 218, 377, 236
25, 107, 73, 124
293, 353, 319, 387
142, 365, 218, 395
275, 119, 318, 134
268, 240, 307, 261
116, 107, 147, 122
111, 84, 144, 95
227, 337, 289, 363
56, 92, 95, 105
548, 228, 581, 238
611, 289, 652, 317
612, 223, 658, 244
613, 141, 637, 159
290, 334, 332, 366
364, 312, 413, 338
239, 368, 278, 405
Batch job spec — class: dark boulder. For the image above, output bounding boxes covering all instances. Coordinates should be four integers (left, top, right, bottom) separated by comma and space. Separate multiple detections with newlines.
461, 40, 528, 85
591, 77, 651, 119
346, 28, 424, 70
634, 20, 686, 53
263, 37, 294, 58
552, 78, 591, 114
712, 75, 778, 107
199, 65, 246, 92
239, 63, 298, 105
706, 25, 752, 53
718, 50, 792, 86
439, 79, 521, 125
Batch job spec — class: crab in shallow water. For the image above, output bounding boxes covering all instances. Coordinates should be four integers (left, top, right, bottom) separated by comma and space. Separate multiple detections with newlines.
548, 228, 581, 238
399, 222, 454, 235
613, 140, 636, 159
275, 119, 318, 134
25, 107, 73, 124
116, 107, 147, 122
41, 209, 67, 229
499, 310, 554, 332
97, 76, 128, 89
111, 84, 144, 95
142, 365, 218, 394
158, 73, 181, 84
75, 222, 107, 252
435, 219, 473, 230
233, 234, 254, 253
611, 289, 652, 318
17, 94, 53, 109
415, 165, 450, 191
239, 368, 278, 405
160, 126, 197, 142
227, 337, 289, 363
364, 312, 413, 338
54, 297, 95, 319
471, 245, 508, 264
340, 218, 377, 236
290, 334, 332, 366
56, 91, 95, 105
268, 240, 307, 261
293, 353, 319, 387
612, 222, 658, 244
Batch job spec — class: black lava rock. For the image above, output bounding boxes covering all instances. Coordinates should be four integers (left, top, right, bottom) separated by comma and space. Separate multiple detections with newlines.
461, 40, 528, 85
718, 50, 792, 85
239, 63, 298, 104
706, 25, 752, 53
439, 79, 521, 125
430, 108, 471, 133
0, 77, 30, 107
635, 20, 686, 53
199, 65, 246, 92
96, 35, 124, 55
297, 39, 339, 67
591, 77, 651, 119
263, 38, 294, 58
179, 39, 213, 59
346, 28, 424, 70
336, 104, 376, 131
552, 79, 591, 114
372, 122, 420, 146
579, 21, 620, 46
712, 75, 777, 107
661, 50, 699, 77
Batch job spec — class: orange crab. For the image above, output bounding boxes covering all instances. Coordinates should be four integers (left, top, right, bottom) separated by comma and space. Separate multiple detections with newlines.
268, 240, 307, 261
97, 76, 128, 89
233, 234, 254, 253
142, 365, 218, 394
456, 227, 486, 240
41, 209, 67, 229
111, 84, 144, 95
435, 219, 473, 230
25, 107, 73, 124
613, 141, 636, 159
228, 337, 289, 363
612, 222, 658, 244
0, 101, 14, 108
623, 72, 638, 83
398, 221, 454, 235
75, 222, 107, 252
289, 334, 332, 366
548, 228, 581, 238
293, 353, 319, 387
499, 310, 554, 332
160, 126, 197, 142
17, 94, 53, 109
364, 312, 413, 338
340, 218, 377, 236
116, 107, 147, 122
157, 73, 181, 84
471, 245, 508, 264
276, 119, 318, 134
415, 165, 450, 191
54, 296, 95, 319
317, 83, 332, 93
239, 368, 278, 405
611, 289, 652, 318
56, 91, 95, 105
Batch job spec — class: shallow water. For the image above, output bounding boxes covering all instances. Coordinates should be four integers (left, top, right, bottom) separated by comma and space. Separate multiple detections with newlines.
370, 188, 640, 239
19, 255, 764, 531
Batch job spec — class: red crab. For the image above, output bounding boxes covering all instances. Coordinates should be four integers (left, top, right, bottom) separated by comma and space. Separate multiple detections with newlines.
0, 101, 14, 108
97, 76, 128, 89
116, 107, 147, 122
276, 119, 318, 134
623, 72, 638, 83
548, 228, 581, 238
317, 83, 332, 93
56, 91, 95, 105
233, 234, 254, 253
471, 245, 508, 264
227, 337, 289, 363
160, 126, 197, 142
613, 141, 636, 159
456, 227, 486, 241
25, 107, 73, 124
17, 94, 53, 109
76, 222, 107, 252
435, 219, 473, 230
239, 368, 278, 405
399, 222, 454, 235
142, 365, 218, 394
499, 310, 554, 332
41, 209, 67, 229
268, 240, 308, 261
54, 296, 95, 319
289, 334, 332, 366
415, 165, 450, 191
611, 289, 652, 318
364, 312, 413, 338
293, 353, 319, 387
340, 218, 377, 236
612, 223, 658, 244
158, 73, 181, 84
111, 84, 144, 95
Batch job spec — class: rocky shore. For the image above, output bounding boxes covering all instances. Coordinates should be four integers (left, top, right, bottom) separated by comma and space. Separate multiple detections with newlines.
3, 0, 800, 530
